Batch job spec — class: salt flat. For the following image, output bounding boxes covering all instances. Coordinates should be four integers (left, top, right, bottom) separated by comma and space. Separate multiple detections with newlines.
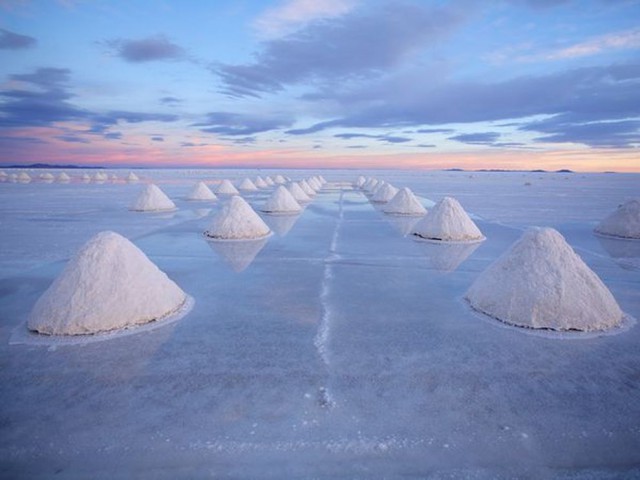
0, 169, 639, 478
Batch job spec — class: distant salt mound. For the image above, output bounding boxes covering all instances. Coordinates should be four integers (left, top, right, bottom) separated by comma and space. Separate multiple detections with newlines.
265, 176, 275, 186
365, 179, 380, 193
94, 172, 108, 182
127, 172, 139, 182
57, 172, 71, 182
273, 174, 286, 184
187, 181, 217, 201
204, 195, 271, 240
288, 182, 311, 202
0, 170, 7, 178
308, 177, 322, 191
130, 184, 177, 212
255, 176, 268, 188
465, 227, 623, 331
239, 178, 258, 191
18, 172, 31, 183
262, 185, 302, 215
299, 179, 315, 196
594, 199, 640, 240
27, 231, 187, 336
82, 173, 91, 183
216, 179, 240, 195
413, 196, 484, 243
384, 187, 427, 216
355, 176, 366, 187
40, 172, 55, 181
371, 183, 399, 203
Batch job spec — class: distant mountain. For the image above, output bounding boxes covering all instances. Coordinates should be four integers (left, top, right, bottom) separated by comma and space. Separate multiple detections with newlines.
3, 163, 104, 169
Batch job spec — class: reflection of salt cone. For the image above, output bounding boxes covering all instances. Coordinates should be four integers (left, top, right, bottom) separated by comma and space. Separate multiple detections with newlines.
263, 213, 300, 237
206, 237, 268, 272
597, 235, 640, 271
384, 215, 421, 237
417, 241, 480, 272
192, 208, 212, 219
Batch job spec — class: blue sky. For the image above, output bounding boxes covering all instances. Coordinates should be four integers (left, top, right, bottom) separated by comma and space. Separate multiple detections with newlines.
1, 0, 639, 170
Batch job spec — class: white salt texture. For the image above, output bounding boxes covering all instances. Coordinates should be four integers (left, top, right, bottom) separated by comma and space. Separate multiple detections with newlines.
27, 231, 187, 336
595, 199, 640, 239
130, 184, 177, 212
57, 172, 71, 182
239, 178, 258, 191
288, 182, 311, 202
262, 185, 302, 214
273, 174, 286, 184
187, 182, 217, 201
204, 195, 271, 240
384, 187, 427, 215
465, 227, 623, 332
412, 196, 484, 243
371, 183, 399, 203
216, 179, 240, 195
255, 176, 268, 188
127, 172, 139, 182
299, 179, 315, 196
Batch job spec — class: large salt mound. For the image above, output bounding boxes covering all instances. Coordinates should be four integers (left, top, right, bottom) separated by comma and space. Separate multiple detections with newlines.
130, 184, 177, 212
187, 181, 217, 201
262, 185, 302, 214
239, 178, 258, 191
594, 199, 640, 239
204, 195, 271, 240
384, 187, 427, 215
27, 231, 187, 336
412, 196, 484, 243
371, 183, 399, 203
216, 179, 240, 195
255, 176, 268, 188
465, 227, 623, 331
288, 182, 311, 202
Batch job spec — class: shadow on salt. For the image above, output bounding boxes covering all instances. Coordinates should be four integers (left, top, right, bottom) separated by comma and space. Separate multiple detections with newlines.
9, 296, 194, 347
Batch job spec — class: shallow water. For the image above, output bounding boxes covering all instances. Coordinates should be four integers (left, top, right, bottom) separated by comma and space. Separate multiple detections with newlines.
1, 169, 639, 478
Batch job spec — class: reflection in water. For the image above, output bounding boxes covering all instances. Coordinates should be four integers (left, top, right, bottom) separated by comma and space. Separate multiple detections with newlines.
597, 235, 640, 271
206, 237, 268, 272
416, 241, 481, 272
384, 214, 421, 237
192, 208, 212, 219
263, 213, 300, 237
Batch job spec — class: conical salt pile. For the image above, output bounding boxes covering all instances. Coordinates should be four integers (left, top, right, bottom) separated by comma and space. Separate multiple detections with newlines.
18, 172, 31, 182
187, 181, 217, 201
216, 179, 240, 195
27, 231, 188, 336
130, 184, 177, 212
355, 176, 366, 187
82, 173, 91, 182
365, 179, 380, 193
273, 174, 286, 184
465, 227, 623, 331
308, 177, 322, 191
288, 182, 311, 203
371, 183, 399, 203
127, 172, 139, 182
299, 179, 315, 196
255, 176, 268, 188
262, 185, 302, 215
40, 172, 55, 181
57, 172, 71, 182
204, 195, 271, 240
412, 196, 484, 243
239, 178, 258, 191
594, 199, 640, 239
383, 187, 427, 215
94, 172, 108, 182
265, 176, 275, 186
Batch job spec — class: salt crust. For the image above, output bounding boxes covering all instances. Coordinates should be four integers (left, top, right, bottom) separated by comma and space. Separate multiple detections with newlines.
288, 182, 311, 202
204, 195, 272, 240
239, 178, 258, 191
383, 187, 427, 215
594, 199, 640, 240
412, 196, 484, 243
26, 231, 189, 336
187, 181, 217, 201
262, 185, 302, 214
130, 184, 177, 211
465, 227, 623, 332
216, 179, 240, 195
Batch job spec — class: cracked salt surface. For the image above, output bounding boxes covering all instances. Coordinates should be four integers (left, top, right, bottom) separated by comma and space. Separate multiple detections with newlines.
0, 169, 639, 478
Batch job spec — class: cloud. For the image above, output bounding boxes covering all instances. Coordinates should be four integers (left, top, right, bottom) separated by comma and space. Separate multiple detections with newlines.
104, 132, 122, 140
215, 2, 467, 97
285, 63, 640, 148
254, 0, 358, 38
449, 132, 501, 145
159, 96, 182, 105
55, 134, 90, 143
334, 132, 412, 143
105, 35, 185, 63
416, 128, 455, 134
193, 111, 293, 136
0, 28, 36, 49
544, 28, 640, 61
151, 136, 164, 142
522, 118, 640, 148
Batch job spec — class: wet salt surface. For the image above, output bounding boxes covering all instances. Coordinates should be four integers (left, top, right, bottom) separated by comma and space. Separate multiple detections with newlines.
1, 169, 639, 478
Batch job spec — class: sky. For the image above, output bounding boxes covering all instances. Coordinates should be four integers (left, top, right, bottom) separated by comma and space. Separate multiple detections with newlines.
0, 0, 639, 171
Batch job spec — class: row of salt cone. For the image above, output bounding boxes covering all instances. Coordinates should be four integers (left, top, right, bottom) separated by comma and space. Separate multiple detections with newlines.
0, 171, 140, 183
